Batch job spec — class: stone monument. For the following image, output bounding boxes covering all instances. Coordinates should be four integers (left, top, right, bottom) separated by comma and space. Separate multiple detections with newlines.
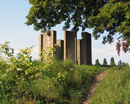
56, 40, 64, 60
64, 30, 77, 64
39, 30, 56, 61
39, 30, 92, 65
81, 32, 92, 65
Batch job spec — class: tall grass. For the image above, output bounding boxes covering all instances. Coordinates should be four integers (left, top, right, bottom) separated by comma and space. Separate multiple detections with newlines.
0, 42, 107, 104
89, 66, 130, 104
0, 58, 106, 104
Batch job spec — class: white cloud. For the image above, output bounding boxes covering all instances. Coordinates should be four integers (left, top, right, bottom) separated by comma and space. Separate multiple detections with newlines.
92, 48, 106, 53
31, 46, 39, 60
92, 42, 117, 56
92, 40, 102, 44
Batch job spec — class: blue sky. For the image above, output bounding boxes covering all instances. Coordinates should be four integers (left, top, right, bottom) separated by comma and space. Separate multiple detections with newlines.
0, 0, 130, 65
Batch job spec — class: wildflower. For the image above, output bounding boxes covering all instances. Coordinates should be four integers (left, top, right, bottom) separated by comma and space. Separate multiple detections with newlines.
1, 74, 7, 78
6, 68, 12, 72
17, 68, 23, 71
7, 62, 12, 65
71, 68, 73, 71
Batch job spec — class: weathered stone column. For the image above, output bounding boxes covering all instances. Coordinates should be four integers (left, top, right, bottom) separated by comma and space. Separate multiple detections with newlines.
77, 39, 82, 65
42, 30, 56, 61
39, 34, 43, 61
56, 40, 64, 60
81, 32, 92, 65
64, 30, 77, 64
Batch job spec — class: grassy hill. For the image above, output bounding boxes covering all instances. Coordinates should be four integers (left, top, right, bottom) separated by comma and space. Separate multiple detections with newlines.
0, 59, 107, 104
89, 66, 130, 104
0, 42, 130, 104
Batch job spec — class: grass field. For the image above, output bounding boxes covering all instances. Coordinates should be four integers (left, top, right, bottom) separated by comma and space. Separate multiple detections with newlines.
89, 66, 130, 104
0, 58, 107, 104
1, 42, 130, 104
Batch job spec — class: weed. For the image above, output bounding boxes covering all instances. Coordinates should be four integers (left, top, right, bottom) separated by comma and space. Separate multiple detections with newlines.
0, 42, 106, 104
89, 66, 130, 104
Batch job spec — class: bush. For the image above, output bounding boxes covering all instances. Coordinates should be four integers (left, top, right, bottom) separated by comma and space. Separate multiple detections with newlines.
110, 57, 116, 66
103, 58, 108, 66
0, 42, 106, 104
95, 59, 101, 66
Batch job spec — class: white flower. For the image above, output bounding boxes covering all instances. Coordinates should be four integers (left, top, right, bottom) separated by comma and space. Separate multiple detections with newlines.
71, 68, 74, 71
6, 69, 12, 72
1, 74, 7, 78
7, 62, 12, 65
17, 68, 23, 71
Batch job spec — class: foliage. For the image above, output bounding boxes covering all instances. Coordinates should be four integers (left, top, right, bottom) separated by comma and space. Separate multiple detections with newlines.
0, 42, 37, 77
118, 60, 129, 66
26, 0, 130, 44
118, 60, 123, 66
122, 62, 129, 66
103, 58, 108, 66
89, 0, 130, 43
26, 0, 107, 32
89, 66, 130, 104
110, 57, 116, 66
40, 44, 57, 61
95, 59, 101, 66
0, 42, 106, 104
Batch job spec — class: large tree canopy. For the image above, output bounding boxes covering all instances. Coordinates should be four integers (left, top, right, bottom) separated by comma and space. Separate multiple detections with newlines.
26, 0, 130, 44
26, 0, 107, 31
89, 0, 130, 43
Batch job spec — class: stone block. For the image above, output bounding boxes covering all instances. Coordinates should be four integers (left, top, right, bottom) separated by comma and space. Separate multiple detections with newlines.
39, 34, 43, 61
42, 30, 56, 60
64, 30, 77, 64
77, 39, 82, 65
56, 40, 64, 60
81, 32, 92, 65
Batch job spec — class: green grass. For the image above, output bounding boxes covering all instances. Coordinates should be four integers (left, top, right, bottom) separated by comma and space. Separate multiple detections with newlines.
0, 58, 106, 104
1, 42, 130, 104
89, 66, 130, 104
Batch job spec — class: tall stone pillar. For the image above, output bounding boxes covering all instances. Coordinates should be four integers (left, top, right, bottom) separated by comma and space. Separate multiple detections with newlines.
39, 34, 43, 61
64, 30, 77, 64
41, 30, 56, 61
77, 39, 82, 65
81, 32, 92, 65
56, 40, 64, 60
43, 30, 56, 51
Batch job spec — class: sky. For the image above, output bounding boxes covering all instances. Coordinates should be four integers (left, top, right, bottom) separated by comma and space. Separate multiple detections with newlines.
0, 0, 130, 65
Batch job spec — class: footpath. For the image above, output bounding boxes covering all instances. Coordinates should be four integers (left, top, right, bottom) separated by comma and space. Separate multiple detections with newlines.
82, 70, 108, 104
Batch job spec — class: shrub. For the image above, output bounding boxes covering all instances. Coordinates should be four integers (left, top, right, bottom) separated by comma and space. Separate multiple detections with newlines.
110, 57, 116, 66
95, 59, 101, 66
0, 42, 106, 104
118, 60, 123, 66
103, 58, 108, 66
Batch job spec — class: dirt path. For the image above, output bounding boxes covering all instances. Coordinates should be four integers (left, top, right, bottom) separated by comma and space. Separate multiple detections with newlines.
82, 70, 108, 104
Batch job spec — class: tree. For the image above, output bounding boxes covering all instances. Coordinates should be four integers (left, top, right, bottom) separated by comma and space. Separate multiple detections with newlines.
122, 62, 129, 66
103, 58, 108, 66
26, 0, 130, 45
26, 0, 107, 32
118, 60, 122, 66
88, 0, 130, 44
110, 57, 116, 66
95, 59, 101, 66
118, 60, 129, 66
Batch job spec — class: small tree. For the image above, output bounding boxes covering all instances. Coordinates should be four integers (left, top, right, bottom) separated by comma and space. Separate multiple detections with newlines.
103, 58, 108, 66
122, 62, 129, 66
110, 57, 116, 66
118, 60, 122, 66
95, 59, 101, 66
